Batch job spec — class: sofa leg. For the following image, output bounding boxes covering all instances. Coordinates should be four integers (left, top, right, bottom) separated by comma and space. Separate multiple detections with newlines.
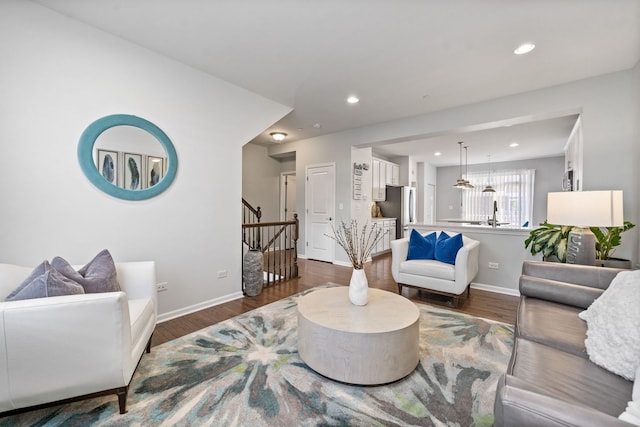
397, 284, 402, 295
146, 334, 153, 354
116, 386, 129, 414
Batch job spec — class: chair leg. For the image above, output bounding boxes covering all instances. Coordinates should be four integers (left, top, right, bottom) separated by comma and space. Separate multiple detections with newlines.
452, 295, 460, 308
116, 386, 129, 414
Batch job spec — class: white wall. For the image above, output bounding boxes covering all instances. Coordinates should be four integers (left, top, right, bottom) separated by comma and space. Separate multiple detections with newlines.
242, 144, 286, 222
270, 68, 638, 285
0, 1, 290, 319
634, 60, 640, 267
436, 156, 565, 227
350, 147, 375, 265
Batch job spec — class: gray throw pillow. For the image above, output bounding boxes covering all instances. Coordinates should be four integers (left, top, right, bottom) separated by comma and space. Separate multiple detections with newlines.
5, 260, 85, 301
52, 249, 121, 294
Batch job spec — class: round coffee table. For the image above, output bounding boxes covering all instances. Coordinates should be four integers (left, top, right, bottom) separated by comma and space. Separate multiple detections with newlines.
297, 287, 420, 385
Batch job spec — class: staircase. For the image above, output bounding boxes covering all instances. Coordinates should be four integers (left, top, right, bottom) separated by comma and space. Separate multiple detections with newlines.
242, 199, 299, 288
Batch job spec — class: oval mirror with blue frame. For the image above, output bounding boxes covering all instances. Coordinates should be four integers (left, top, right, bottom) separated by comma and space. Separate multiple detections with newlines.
78, 114, 178, 200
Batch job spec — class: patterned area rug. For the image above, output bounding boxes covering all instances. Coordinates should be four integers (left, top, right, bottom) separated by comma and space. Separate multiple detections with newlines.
3, 286, 514, 427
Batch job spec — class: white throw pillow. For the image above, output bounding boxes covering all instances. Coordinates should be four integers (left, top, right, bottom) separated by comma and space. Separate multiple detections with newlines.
619, 366, 640, 425
578, 270, 640, 381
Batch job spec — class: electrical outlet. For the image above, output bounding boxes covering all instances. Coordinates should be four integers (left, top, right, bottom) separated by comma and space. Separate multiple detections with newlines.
156, 282, 168, 292
488, 262, 499, 269
217, 270, 228, 279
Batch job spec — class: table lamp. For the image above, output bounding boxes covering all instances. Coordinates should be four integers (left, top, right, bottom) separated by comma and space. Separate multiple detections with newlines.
547, 190, 623, 265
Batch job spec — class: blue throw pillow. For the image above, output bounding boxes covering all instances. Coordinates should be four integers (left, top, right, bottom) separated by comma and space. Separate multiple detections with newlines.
435, 232, 464, 265
406, 230, 436, 260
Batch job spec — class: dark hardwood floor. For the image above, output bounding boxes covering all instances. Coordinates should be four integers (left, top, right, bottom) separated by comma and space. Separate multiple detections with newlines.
152, 252, 519, 347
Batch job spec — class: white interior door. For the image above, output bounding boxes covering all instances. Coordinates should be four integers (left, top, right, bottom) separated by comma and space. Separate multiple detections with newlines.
280, 172, 297, 221
305, 164, 335, 262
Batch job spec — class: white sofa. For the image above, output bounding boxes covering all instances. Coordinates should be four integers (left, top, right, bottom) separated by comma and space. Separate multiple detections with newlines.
0, 261, 157, 415
391, 231, 480, 306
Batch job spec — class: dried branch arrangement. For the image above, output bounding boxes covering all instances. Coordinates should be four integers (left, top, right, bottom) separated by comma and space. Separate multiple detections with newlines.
327, 220, 387, 269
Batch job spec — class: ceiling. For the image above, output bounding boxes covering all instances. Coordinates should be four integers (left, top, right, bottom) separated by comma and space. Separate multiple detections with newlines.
35, 0, 640, 165
372, 113, 580, 167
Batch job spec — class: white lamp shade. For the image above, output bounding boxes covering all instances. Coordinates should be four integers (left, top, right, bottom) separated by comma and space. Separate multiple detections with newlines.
547, 191, 623, 227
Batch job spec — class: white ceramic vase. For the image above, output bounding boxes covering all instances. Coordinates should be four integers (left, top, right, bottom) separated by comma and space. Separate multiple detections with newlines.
349, 268, 369, 306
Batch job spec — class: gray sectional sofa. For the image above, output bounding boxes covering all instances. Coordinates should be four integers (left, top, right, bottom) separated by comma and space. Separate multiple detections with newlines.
494, 260, 634, 426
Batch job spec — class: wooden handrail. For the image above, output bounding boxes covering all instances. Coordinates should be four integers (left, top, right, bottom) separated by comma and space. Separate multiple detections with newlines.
242, 219, 296, 228
242, 198, 262, 222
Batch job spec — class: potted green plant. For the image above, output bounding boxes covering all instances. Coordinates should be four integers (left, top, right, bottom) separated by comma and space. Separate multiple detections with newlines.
591, 221, 636, 268
524, 221, 574, 262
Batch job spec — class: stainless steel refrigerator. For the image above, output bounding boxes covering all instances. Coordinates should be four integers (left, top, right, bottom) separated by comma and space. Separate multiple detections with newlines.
377, 185, 416, 239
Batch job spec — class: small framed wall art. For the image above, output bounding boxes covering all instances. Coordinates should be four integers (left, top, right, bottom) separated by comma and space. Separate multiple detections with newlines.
124, 152, 143, 190
96, 149, 119, 187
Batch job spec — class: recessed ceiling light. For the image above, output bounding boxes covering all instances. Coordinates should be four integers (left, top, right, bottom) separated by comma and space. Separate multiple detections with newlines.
509, 142, 519, 148
434, 152, 441, 156
347, 95, 359, 104
270, 132, 287, 142
514, 43, 535, 55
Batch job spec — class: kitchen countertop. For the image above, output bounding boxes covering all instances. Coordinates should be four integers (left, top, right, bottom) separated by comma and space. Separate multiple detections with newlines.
411, 222, 531, 235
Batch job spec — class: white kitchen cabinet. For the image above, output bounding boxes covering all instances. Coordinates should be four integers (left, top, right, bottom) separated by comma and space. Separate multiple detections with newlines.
372, 159, 381, 201
385, 163, 393, 186
372, 157, 400, 201
371, 218, 396, 255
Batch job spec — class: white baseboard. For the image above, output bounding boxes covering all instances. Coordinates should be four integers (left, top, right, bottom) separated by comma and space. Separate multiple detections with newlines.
470, 282, 520, 297
156, 282, 518, 324
157, 291, 244, 323
295, 254, 352, 268
333, 260, 352, 268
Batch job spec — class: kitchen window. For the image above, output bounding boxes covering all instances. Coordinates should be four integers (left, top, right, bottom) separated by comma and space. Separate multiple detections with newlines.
461, 169, 535, 227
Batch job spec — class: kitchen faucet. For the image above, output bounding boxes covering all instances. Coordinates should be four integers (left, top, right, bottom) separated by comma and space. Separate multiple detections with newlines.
491, 200, 498, 228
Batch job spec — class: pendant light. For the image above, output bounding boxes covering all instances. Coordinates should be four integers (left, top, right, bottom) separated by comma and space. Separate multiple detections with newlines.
463, 145, 474, 189
452, 141, 467, 188
483, 154, 496, 193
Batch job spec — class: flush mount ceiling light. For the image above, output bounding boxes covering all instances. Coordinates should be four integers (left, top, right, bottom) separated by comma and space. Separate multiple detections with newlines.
347, 95, 360, 104
270, 132, 288, 142
509, 142, 519, 147
514, 43, 535, 55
